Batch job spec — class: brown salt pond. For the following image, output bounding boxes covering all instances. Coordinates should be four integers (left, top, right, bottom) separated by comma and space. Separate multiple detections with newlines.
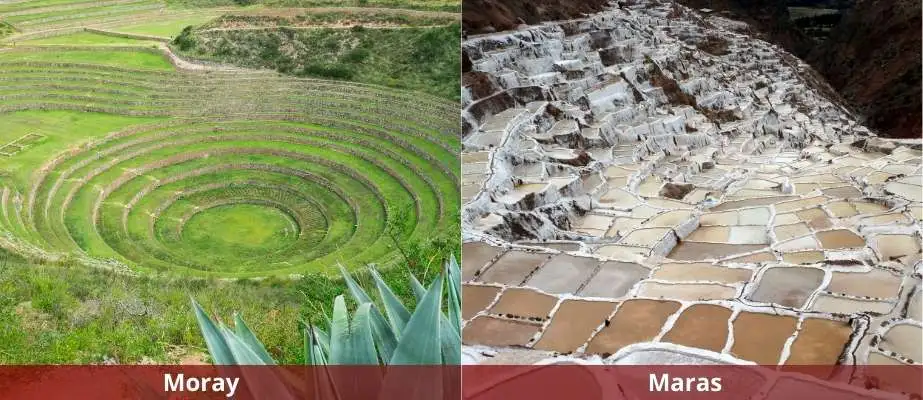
667, 241, 766, 261
478, 250, 550, 285
644, 209, 694, 227
774, 223, 811, 242
489, 288, 559, 320
661, 304, 733, 352
822, 186, 862, 199
585, 299, 681, 355
749, 266, 824, 308
524, 254, 598, 295
816, 229, 866, 249
462, 242, 505, 281
651, 263, 752, 283
724, 250, 778, 262
775, 196, 828, 213
826, 269, 901, 298
795, 207, 831, 229
826, 201, 858, 218
711, 196, 797, 212
730, 311, 797, 365
533, 300, 618, 353
463, 316, 542, 347
781, 250, 825, 264
605, 217, 644, 237
810, 295, 893, 314
685, 226, 730, 242
578, 261, 649, 298
595, 244, 652, 258
871, 234, 921, 262
867, 352, 906, 366
860, 213, 911, 225
785, 318, 852, 365
880, 323, 922, 362
463, 285, 502, 320
637, 281, 737, 301
620, 227, 671, 247
700, 210, 739, 226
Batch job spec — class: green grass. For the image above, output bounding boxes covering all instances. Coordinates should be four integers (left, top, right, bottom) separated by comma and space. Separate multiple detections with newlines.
175, 23, 461, 100
0, 0, 460, 364
166, 0, 459, 12
0, 0, 88, 14
1, 1, 162, 26
181, 203, 299, 255
20, 31, 160, 46
0, 21, 14, 39
0, 49, 174, 70
0, 245, 454, 364
203, 11, 456, 29
110, 13, 221, 37
0, 111, 164, 189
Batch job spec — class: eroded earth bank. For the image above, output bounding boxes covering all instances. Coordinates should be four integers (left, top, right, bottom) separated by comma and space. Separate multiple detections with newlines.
460, 0, 922, 389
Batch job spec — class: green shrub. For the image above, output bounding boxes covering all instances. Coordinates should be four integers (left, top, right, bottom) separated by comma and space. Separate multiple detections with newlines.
172, 26, 197, 51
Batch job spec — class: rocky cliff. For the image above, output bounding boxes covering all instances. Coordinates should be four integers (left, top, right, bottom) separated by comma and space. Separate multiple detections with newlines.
462, 0, 611, 35
677, 0, 921, 139
807, 0, 921, 139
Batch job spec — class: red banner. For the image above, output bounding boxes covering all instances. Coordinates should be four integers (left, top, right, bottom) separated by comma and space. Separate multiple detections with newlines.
0, 365, 919, 399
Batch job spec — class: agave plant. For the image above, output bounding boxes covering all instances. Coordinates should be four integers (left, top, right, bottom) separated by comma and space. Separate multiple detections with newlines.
191, 256, 461, 366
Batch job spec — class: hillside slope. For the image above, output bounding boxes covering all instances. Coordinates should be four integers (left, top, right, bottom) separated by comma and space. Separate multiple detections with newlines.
807, 0, 921, 139
677, 0, 921, 138
462, 0, 610, 34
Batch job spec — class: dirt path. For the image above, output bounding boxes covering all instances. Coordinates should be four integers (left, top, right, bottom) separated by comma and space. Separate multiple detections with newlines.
157, 43, 244, 72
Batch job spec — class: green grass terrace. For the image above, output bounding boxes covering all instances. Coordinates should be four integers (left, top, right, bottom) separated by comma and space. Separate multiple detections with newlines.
0, 43, 460, 278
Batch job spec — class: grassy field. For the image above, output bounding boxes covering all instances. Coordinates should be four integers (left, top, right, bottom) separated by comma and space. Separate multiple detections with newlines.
0, 111, 164, 186
0, 0, 460, 364
0, 22, 14, 39
0, 248, 446, 364
167, 0, 459, 12
174, 22, 461, 100
20, 31, 161, 46
0, 49, 459, 277
182, 204, 299, 254
0, 48, 173, 69
110, 14, 222, 37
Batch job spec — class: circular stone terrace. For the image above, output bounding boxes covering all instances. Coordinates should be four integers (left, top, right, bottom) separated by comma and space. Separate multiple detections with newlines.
0, 46, 460, 278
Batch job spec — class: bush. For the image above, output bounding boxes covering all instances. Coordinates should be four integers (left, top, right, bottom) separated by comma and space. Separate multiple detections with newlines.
301, 63, 355, 80
172, 26, 197, 51
342, 47, 370, 63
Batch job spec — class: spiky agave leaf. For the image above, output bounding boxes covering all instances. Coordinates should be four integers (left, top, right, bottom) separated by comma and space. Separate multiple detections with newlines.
408, 272, 427, 301
191, 298, 236, 365
328, 296, 379, 365
446, 256, 462, 336
337, 264, 399, 362
389, 270, 444, 365
191, 299, 296, 400
443, 257, 462, 364
233, 313, 276, 365
368, 266, 411, 337
193, 256, 462, 372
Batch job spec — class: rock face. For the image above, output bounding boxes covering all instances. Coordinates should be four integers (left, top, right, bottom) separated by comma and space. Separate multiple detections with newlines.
677, 0, 922, 139
676, 0, 815, 56
807, 0, 922, 139
461, 0, 922, 378
462, 0, 611, 35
